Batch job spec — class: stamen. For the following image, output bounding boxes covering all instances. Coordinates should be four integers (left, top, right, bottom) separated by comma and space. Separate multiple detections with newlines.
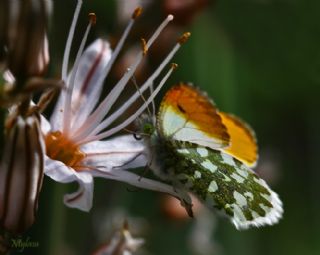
178, 32, 191, 45
72, 15, 175, 142
132, 7, 143, 19
88, 13, 97, 25
171, 63, 178, 69
93, 7, 143, 87
141, 38, 148, 55
62, 0, 83, 82
80, 63, 177, 144
146, 15, 174, 48
69, 9, 138, 131
79, 36, 185, 140
63, 13, 94, 134
45, 131, 85, 169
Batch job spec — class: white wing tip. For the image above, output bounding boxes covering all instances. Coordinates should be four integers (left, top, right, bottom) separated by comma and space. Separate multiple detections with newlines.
232, 190, 283, 230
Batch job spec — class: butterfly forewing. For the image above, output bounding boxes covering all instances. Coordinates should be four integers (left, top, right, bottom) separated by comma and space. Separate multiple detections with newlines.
173, 143, 282, 229
219, 112, 258, 167
158, 84, 230, 149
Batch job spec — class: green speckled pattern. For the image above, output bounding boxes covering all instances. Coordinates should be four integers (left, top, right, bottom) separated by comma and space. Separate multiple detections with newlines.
150, 135, 281, 228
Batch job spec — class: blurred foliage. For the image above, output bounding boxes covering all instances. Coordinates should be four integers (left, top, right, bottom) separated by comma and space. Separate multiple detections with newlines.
0, 75, 4, 157
13, 0, 320, 255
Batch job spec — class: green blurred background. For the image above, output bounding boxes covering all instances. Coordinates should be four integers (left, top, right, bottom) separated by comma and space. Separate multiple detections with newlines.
19, 0, 320, 254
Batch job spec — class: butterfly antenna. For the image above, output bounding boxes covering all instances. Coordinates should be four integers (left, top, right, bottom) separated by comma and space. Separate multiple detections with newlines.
129, 67, 152, 118
129, 70, 152, 141
149, 81, 156, 125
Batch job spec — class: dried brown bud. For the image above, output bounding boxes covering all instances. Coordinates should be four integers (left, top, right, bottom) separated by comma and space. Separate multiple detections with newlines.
0, 113, 44, 234
0, 0, 52, 80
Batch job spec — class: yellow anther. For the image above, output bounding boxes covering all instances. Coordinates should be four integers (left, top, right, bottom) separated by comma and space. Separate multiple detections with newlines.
88, 13, 97, 25
132, 7, 143, 19
178, 32, 191, 45
171, 63, 178, 70
141, 38, 148, 55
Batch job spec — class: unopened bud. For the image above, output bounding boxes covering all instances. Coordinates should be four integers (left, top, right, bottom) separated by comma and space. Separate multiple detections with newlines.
0, 113, 45, 234
1, 0, 52, 80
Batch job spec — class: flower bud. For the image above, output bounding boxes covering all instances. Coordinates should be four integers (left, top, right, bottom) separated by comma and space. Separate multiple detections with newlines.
92, 221, 144, 255
0, 114, 45, 234
0, 0, 52, 80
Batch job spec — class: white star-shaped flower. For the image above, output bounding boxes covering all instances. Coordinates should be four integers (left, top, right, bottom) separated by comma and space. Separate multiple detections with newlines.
42, 1, 189, 211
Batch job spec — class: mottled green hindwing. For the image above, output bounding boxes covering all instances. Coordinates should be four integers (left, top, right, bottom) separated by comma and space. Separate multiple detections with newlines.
170, 142, 283, 229
149, 84, 283, 229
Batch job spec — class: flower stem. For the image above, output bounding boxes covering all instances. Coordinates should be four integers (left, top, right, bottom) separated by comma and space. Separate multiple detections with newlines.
46, 183, 67, 255
0, 75, 5, 157
0, 108, 4, 157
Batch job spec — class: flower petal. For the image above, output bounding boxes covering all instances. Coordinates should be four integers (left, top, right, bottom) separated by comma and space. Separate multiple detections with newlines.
49, 90, 65, 131
80, 135, 147, 169
92, 168, 193, 216
92, 168, 181, 200
44, 157, 94, 211
44, 157, 76, 183
70, 39, 112, 130
50, 39, 111, 132
40, 114, 51, 135
63, 172, 94, 212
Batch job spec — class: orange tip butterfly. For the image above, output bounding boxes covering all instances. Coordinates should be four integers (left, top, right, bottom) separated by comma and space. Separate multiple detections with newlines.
136, 83, 283, 230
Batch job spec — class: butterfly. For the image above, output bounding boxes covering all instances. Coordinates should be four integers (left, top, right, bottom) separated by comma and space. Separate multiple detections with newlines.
137, 83, 283, 230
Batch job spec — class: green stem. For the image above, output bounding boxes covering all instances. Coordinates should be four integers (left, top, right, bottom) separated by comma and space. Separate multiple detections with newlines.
0, 108, 4, 157
46, 183, 67, 255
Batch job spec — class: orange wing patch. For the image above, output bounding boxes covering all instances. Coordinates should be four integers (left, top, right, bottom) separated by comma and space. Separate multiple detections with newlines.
158, 83, 230, 148
219, 112, 258, 167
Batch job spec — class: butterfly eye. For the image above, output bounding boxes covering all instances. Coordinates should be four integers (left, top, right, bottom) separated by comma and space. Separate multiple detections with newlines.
143, 123, 155, 135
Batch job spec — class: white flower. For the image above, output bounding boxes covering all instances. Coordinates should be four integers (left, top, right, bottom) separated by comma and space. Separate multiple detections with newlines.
42, 1, 189, 211
92, 221, 144, 255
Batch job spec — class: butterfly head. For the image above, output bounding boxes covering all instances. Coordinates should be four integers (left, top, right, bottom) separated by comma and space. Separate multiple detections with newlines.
134, 113, 156, 139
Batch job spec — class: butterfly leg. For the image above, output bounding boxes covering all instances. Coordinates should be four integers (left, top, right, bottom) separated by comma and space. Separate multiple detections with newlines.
171, 180, 194, 218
